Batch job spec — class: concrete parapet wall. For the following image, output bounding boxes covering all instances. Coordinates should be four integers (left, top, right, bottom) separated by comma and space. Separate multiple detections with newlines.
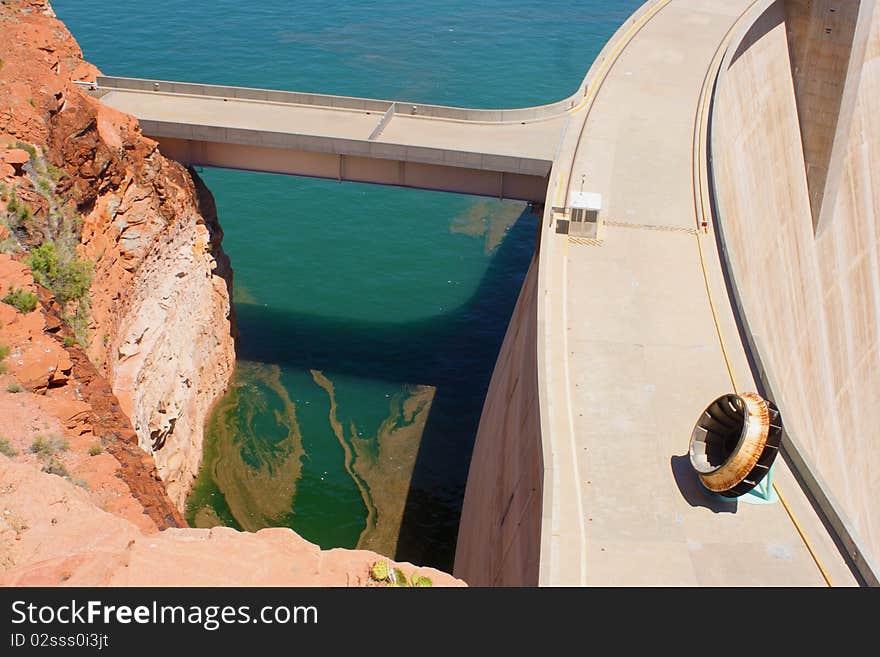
97, 75, 579, 124
711, 0, 880, 575
95, 0, 671, 129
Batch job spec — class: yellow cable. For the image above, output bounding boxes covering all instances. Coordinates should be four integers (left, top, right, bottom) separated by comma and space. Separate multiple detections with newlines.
691, 2, 834, 587
694, 234, 739, 393
694, 229, 834, 587
775, 477, 835, 586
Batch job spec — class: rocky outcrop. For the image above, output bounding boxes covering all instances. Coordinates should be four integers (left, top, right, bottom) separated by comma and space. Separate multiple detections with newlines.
0, 255, 182, 533
0, 0, 235, 508
0, 257, 462, 585
0, 456, 464, 586
0, 1, 463, 586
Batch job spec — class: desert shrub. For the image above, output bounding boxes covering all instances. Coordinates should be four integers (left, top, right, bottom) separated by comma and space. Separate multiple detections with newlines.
87, 442, 103, 456
2, 286, 38, 313
0, 436, 18, 457
29, 433, 69, 458
6, 382, 22, 393
5, 190, 33, 227
26, 241, 92, 306
368, 561, 433, 587
41, 456, 69, 478
9, 150, 94, 345
13, 142, 37, 161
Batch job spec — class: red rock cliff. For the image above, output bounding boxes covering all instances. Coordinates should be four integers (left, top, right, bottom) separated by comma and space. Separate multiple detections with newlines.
0, 0, 235, 509
0, 0, 464, 586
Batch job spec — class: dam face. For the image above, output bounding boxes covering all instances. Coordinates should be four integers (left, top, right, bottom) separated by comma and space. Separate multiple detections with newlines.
710, 0, 880, 582
456, 0, 879, 586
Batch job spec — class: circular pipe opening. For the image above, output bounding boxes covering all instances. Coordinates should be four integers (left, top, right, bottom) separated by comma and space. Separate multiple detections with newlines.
689, 394, 746, 474
688, 393, 782, 497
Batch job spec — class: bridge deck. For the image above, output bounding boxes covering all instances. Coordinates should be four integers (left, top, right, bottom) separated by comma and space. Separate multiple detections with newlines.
100, 89, 567, 162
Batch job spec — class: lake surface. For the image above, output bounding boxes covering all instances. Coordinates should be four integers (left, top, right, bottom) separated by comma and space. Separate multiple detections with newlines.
54, 0, 642, 571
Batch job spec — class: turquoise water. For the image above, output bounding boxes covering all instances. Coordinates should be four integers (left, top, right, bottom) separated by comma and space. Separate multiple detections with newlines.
54, 0, 642, 571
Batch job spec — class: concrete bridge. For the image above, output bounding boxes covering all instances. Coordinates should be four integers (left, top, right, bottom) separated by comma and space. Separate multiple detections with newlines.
90, 75, 587, 203
91, 0, 879, 586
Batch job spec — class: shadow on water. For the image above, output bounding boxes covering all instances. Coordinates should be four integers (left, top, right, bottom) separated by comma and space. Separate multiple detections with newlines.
233, 205, 538, 571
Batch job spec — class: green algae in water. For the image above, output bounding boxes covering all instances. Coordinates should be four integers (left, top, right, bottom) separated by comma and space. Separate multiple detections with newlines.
186, 362, 306, 532
450, 198, 526, 254
188, 364, 433, 557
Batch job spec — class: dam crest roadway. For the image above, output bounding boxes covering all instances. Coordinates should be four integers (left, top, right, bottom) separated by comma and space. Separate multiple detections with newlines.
90, 0, 878, 587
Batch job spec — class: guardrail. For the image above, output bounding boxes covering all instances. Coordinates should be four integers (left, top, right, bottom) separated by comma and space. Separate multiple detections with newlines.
94, 75, 581, 124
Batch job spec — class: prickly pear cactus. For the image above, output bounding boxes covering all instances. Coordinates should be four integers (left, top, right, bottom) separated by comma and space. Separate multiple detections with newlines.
411, 574, 433, 587
370, 560, 390, 582
392, 568, 410, 587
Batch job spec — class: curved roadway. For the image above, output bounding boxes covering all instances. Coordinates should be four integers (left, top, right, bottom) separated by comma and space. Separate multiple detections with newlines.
537, 0, 857, 585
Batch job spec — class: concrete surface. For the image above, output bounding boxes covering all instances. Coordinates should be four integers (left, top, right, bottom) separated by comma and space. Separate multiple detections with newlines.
458, 0, 862, 586
711, 0, 880, 582
547, 0, 856, 586
784, 0, 875, 230
94, 78, 566, 201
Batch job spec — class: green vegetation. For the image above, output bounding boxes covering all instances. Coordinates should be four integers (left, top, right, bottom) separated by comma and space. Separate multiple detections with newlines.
41, 456, 69, 478
1, 147, 93, 346
30, 433, 74, 480
6, 382, 22, 393
0, 343, 9, 375
0, 186, 22, 254
0, 437, 18, 458
370, 560, 390, 581
87, 442, 103, 456
62, 335, 75, 348
29, 433, 69, 458
12, 142, 37, 162
26, 241, 92, 346
390, 567, 410, 587
4, 187, 34, 227
2, 286, 38, 313
369, 560, 433, 587
26, 242, 92, 306
411, 574, 434, 587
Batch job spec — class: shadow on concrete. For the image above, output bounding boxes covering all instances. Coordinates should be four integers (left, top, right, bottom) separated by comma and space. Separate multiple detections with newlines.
729, 2, 784, 69
670, 454, 738, 514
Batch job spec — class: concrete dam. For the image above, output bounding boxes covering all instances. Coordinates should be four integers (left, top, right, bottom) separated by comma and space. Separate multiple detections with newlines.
91, 0, 880, 586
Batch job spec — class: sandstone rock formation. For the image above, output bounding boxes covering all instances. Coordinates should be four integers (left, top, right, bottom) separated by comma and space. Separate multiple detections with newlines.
0, 255, 182, 534
0, 0, 462, 586
0, 0, 235, 508
0, 456, 463, 586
